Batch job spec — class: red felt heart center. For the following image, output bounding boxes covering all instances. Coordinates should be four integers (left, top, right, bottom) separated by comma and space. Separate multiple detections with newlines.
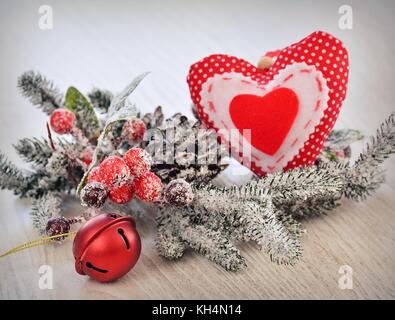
229, 87, 299, 156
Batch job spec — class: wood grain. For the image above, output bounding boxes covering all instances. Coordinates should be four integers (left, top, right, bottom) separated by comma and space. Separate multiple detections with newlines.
0, 0, 395, 299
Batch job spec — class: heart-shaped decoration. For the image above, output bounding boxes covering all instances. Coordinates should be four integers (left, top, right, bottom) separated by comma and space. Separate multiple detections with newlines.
187, 31, 349, 176
230, 87, 299, 156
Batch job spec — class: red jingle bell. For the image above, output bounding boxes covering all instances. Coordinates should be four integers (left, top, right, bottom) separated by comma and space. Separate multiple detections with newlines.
73, 213, 141, 282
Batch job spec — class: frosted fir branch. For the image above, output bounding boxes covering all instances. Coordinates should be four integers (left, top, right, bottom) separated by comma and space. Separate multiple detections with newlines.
0, 150, 73, 199
276, 211, 305, 239
192, 182, 269, 215
88, 88, 113, 113
234, 200, 302, 265
14, 137, 53, 166
342, 113, 395, 200
0, 151, 28, 195
270, 113, 395, 208
257, 167, 344, 203
176, 206, 246, 271
193, 186, 302, 264
156, 211, 186, 260
23, 170, 73, 199
13, 136, 86, 186
355, 113, 395, 166
278, 193, 341, 217
314, 113, 395, 201
163, 158, 347, 268
17, 71, 62, 115
156, 186, 302, 269
31, 192, 62, 234
343, 166, 385, 201
156, 228, 186, 260
45, 151, 69, 176
260, 167, 344, 217
180, 224, 246, 271
249, 113, 393, 212
194, 167, 343, 218
156, 206, 246, 271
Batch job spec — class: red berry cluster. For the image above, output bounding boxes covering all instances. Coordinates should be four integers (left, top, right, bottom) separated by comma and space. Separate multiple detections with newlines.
81, 148, 162, 208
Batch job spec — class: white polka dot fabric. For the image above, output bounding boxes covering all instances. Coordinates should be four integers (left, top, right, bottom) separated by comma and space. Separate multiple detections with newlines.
187, 31, 349, 176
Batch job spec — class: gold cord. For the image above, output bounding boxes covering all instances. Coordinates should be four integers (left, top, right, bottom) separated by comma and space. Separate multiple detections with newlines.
0, 232, 76, 258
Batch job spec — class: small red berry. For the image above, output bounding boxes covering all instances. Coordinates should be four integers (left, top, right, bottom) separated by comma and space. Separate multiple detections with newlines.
50, 109, 76, 134
80, 182, 108, 208
81, 148, 93, 166
124, 148, 152, 177
88, 166, 102, 183
132, 172, 162, 202
164, 179, 194, 206
99, 156, 131, 187
109, 183, 134, 204
46, 217, 71, 241
122, 118, 146, 144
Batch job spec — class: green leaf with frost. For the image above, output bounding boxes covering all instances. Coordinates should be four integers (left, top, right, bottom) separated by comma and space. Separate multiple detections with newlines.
65, 86, 100, 140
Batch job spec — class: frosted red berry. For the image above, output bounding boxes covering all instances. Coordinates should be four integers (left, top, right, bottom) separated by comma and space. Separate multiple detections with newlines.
109, 183, 134, 204
122, 118, 146, 144
80, 182, 108, 208
88, 166, 102, 183
132, 172, 162, 202
164, 179, 194, 206
124, 148, 152, 177
46, 216, 71, 241
81, 148, 93, 166
50, 109, 76, 134
98, 155, 131, 187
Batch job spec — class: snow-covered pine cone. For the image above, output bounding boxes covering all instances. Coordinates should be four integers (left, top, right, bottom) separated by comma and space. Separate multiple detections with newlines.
141, 113, 228, 184
141, 106, 164, 130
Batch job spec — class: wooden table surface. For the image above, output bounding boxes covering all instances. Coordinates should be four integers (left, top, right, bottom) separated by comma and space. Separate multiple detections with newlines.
1, 0, 394, 299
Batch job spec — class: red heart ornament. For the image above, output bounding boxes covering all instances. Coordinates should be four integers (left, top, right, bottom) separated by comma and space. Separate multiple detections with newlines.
230, 88, 299, 156
187, 31, 349, 176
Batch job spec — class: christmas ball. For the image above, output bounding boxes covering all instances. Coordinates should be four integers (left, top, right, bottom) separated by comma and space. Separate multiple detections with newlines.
108, 183, 134, 204
46, 217, 71, 241
121, 118, 146, 144
50, 109, 76, 134
73, 213, 141, 282
164, 179, 194, 206
132, 172, 162, 202
80, 182, 108, 208
123, 147, 152, 177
